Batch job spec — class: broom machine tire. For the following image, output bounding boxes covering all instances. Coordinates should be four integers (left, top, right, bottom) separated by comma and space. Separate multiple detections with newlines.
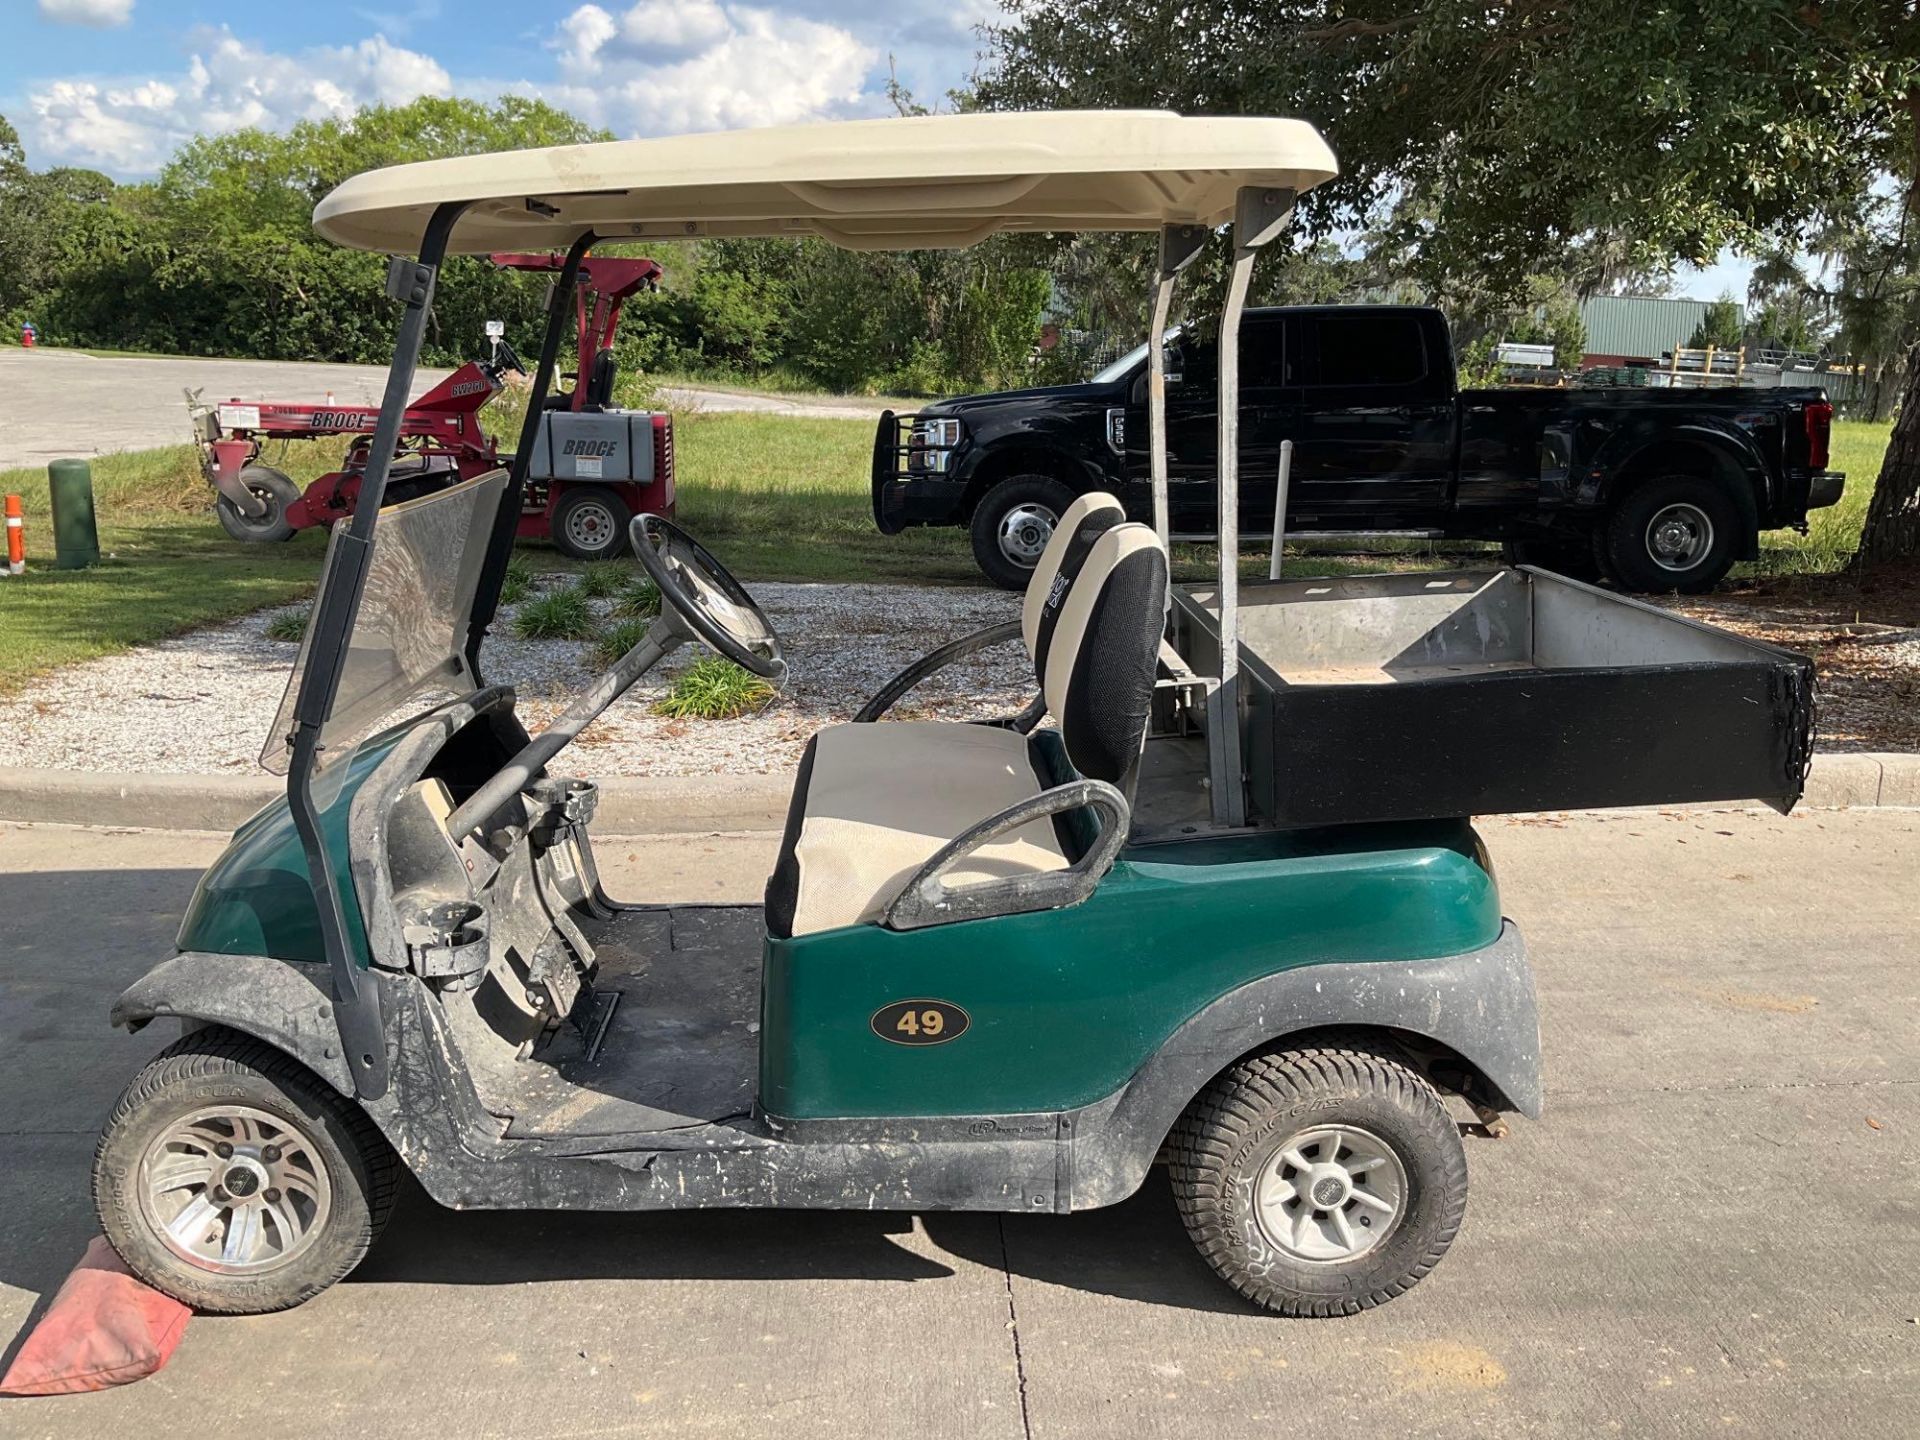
215, 465, 302, 544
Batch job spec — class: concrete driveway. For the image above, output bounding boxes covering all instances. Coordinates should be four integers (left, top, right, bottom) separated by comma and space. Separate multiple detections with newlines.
0, 350, 886, 471
2, 807, 1915, 1437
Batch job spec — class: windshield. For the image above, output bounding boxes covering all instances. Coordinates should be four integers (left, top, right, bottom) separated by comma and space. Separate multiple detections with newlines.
262, 470, 508, 783
1090, 325, 1187, 385
1092, 341, 1149, 385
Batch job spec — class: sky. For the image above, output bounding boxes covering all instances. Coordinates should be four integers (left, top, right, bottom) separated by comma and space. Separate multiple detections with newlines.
1, 0, 1751, 302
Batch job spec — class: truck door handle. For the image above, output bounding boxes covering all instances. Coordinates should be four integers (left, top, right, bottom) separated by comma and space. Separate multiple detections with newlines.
1466, 404, 1497, 414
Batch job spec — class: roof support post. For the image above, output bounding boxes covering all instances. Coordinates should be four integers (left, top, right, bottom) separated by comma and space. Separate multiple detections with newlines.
467, 230, 596, 675
1147, 224, 1208, 549
286, 198, 466, 1103
1208, 186, 1295, 828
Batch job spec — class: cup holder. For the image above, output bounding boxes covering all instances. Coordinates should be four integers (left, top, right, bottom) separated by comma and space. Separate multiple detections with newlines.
402, 899, 490, 981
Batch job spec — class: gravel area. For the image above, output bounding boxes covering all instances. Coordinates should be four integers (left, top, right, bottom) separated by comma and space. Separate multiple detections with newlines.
0, 580, 1028, 777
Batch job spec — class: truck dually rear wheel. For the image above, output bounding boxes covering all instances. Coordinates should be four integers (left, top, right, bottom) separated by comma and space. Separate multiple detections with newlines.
1601, 474, 1741, 594
1168, 1041, 1469, 1316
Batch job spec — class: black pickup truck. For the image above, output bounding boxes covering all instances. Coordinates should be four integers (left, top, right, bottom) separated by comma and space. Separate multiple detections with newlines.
871, 304, 1845, 592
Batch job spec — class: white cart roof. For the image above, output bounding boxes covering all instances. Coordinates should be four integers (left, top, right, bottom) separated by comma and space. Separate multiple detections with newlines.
312, 111, 1337, 255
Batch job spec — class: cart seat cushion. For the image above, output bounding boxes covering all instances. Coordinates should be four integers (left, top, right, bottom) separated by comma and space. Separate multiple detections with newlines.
1020, 492, 1125, 655
765, 721, 1068, 939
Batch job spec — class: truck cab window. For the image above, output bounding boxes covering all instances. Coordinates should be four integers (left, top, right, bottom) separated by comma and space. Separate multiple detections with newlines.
1291, 313, 1427, 388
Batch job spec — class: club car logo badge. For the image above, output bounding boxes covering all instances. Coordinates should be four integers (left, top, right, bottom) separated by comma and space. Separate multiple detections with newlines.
871, 999, 970, 1046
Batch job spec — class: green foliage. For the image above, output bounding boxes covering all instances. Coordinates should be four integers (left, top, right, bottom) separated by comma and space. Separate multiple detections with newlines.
612, 576, 662, 619
572, 562, 630, 598
513, 584, 597, 640
651, 654, 777, 719
590, 616, 653, 669
498, 553, 535, 606
1455, 336, 1502, 390
1686, 296, 1746, 350
264, 610, 309, 643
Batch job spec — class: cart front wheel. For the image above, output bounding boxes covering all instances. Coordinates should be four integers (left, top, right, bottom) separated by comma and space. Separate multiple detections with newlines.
1168, 1041, 1468, 1317
214, 465, 302, 543
93, 1027, 397, 1314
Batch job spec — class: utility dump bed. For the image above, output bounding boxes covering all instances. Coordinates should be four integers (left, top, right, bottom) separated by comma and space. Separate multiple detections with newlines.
1170, 568, 1815, 826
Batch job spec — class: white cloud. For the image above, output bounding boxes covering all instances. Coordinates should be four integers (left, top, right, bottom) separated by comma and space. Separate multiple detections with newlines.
36, 0, 134, 26
546, 2, 877, 135
24, 28, 452, 173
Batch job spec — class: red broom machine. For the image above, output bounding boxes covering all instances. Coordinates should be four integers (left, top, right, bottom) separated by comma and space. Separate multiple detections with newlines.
189, 252, 673, 560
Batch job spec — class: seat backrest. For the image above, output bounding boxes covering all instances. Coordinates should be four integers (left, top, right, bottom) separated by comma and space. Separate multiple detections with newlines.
584, 349, 618, 410
1020, 492, 1125, 657
1031, 522, 1169, 791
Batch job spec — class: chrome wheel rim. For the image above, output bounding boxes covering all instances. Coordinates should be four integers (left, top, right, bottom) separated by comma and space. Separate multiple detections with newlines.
137, 1105, 332, 1275
564, 500, 617, 554
1252, 1123, 1408, 1264
1646, 502, 1714, 572
997, 503, 1058, 567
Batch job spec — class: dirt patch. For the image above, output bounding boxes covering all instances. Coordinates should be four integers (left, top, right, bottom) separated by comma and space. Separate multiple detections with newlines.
1660, 567, 1920, 754
1388, 1341, 1508, 1393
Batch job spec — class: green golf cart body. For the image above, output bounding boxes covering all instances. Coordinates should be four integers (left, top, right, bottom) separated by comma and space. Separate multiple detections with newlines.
92, 111, 1810, 1320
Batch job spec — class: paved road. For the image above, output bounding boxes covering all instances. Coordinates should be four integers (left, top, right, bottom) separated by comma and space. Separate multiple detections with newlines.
2, 808, 1915, 1436
0, 350, 886, 471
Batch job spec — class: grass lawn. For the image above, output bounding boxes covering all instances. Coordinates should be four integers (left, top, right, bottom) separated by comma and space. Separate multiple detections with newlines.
0, 412, 1896, 696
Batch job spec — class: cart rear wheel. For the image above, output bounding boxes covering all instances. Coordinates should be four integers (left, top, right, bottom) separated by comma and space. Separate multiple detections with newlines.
214, 465, 302, 543
1167, 1041, 1468, 1316
553, 486, 632, 561
93, 1027, 397, 1314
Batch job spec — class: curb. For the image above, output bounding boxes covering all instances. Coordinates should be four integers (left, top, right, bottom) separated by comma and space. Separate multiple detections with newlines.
0, 766, 793, 834
0, 754, 1914, 835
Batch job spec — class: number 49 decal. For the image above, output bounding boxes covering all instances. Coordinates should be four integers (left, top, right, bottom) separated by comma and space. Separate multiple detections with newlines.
871, 999, 970, 1046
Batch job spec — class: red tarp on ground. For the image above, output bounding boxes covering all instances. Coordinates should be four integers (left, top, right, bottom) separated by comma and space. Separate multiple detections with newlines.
0, 1237, 190, 1396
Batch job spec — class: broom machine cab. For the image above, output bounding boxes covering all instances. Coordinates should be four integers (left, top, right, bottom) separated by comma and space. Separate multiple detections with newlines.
189, 251, 670, 560
97, 112, 1815, 1321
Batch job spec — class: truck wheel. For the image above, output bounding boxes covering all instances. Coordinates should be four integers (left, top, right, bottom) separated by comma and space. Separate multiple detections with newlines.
1167, 1041, 1469, 1317
93, 1027, 398, 1314
1601, 475, 1741, 594
970, 475, 1076, 591
553, 487, 632, 561
214, 465, 302, 543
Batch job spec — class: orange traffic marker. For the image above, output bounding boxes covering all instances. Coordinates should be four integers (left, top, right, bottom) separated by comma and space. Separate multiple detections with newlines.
4, 494, 22, 574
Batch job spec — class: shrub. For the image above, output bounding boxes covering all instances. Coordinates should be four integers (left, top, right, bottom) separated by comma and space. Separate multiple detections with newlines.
498, 553, 535, 605
574, 562, 629, 597
651, 654, 776, 719
612, 576, 661, 618
264, 609, 308, 643
590, 615, 652, 668
513, 584, 596, 639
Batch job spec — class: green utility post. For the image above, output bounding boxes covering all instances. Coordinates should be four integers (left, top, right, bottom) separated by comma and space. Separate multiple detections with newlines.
47, 459, 100, 570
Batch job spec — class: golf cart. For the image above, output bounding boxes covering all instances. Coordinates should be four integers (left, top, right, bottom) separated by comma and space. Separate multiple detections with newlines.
93, 113, 1816, 1320
190, 250, 672, 560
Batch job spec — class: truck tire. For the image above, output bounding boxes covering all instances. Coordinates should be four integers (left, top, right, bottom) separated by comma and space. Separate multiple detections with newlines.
93, 1026, 398, 1314
1167, 1040, 1469, 1317
214, 465, 302, 543
970, 474, 1077, 590
553, 486, 632, 561
1600, 475, 1742, 594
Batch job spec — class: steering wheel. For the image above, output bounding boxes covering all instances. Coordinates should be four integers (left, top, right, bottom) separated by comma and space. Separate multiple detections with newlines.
629, 515, 787, 682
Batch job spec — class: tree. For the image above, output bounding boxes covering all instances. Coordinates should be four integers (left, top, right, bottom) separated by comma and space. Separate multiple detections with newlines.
983, 0, 1920, 572
1686, 296, 1746, 351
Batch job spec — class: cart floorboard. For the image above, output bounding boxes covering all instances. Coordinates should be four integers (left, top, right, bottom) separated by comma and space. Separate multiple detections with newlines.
445, 904, 764, 1139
